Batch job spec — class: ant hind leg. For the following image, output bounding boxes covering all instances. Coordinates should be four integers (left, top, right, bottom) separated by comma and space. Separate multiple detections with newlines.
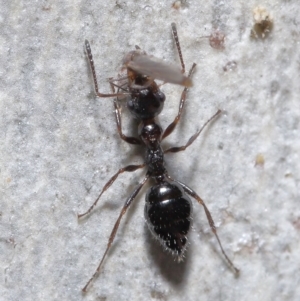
82, 174, 149, 292
167, 175, 239, 275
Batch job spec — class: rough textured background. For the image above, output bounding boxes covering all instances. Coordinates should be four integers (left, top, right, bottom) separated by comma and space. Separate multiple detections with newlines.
0, 1, 299, 300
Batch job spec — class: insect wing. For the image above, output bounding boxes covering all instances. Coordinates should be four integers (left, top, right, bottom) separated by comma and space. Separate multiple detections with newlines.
127, 55, 192, 87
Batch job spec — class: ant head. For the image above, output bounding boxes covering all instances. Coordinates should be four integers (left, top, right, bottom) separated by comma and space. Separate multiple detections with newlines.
127, 85, 165, 120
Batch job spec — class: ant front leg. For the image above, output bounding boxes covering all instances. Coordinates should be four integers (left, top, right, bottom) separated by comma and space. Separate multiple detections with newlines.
164, 110, 221, 154
113, 99, 142, 145
162, 63, 196, 140
108, 80, 142, 145
82, 174, 149, 292
78, 163, 145, 218
167, 176, 239, 275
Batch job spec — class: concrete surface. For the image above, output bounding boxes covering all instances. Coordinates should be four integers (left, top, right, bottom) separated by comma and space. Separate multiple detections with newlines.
0, 1, 299, 300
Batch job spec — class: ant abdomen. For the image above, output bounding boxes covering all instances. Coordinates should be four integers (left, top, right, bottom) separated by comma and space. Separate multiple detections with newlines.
145, 180, 192, 256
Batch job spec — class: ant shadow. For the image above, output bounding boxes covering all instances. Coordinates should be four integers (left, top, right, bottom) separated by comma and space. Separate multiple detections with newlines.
144, 224, 192, 287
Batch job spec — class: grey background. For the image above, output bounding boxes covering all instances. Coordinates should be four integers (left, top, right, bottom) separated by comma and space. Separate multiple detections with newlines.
0, 1, 299, 300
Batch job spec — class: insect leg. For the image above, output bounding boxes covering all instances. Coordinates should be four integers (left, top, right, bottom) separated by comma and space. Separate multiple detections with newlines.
162, 63, 196, 140
82, 174, 149, 292
78, 163, 145, 218
113, 99, 142, 144
108, 81, 142, 145
167, 175, 239, 275
164, 110, 221, 154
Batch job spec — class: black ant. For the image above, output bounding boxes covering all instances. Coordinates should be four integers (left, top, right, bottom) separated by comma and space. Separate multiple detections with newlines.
79, 23, 239, 292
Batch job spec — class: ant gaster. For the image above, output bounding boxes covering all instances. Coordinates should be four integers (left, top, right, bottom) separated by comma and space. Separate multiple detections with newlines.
79, 23, 239, 292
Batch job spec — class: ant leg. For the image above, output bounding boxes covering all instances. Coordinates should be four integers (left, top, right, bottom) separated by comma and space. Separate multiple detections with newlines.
171, 23, 185, 73
166, 175, 239, 275
113, 99, 142, 144
108, 77, 129, 93
78, 163, 145, 218
108, 81, 142, 145
114, 99, 142, 144
82, 174, 149, 292
164, 109, 221, 154
85, 40, 127, 98
162, 63, 196, 140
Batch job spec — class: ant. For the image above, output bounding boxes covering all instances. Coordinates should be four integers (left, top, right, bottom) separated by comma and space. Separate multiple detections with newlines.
79, 23, 239, 292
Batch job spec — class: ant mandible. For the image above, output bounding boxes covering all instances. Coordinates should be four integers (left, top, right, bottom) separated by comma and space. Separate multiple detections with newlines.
79, 23, 239, 292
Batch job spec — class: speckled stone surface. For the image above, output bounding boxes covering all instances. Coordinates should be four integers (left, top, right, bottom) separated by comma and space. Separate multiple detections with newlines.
1, 1, 299, 301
